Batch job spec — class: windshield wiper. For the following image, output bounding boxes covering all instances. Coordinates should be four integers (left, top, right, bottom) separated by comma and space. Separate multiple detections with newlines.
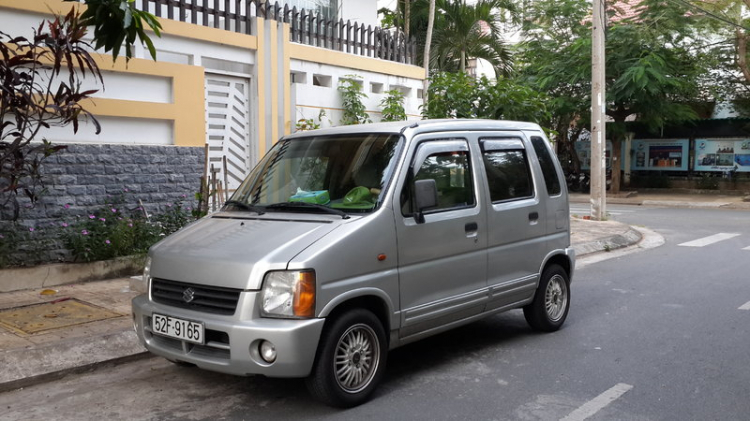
265, 202, 350, 219
223, 200, 266, 215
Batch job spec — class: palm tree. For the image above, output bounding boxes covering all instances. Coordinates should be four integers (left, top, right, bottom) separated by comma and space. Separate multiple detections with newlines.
406, 0, 517, 77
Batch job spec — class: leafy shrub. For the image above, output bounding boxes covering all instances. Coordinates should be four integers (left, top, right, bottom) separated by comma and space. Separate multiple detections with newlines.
379, 89, 407, 122
338, 76, 372, 125
695, 173, 719, 190
0, 192, 197, 267
631, 174, 672, 189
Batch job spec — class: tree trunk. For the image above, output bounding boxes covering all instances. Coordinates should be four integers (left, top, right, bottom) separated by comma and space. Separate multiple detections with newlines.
737, 28, 750, 83
404, 0, 411, 38
610, 137, 622, 195
423, 0, 436, 101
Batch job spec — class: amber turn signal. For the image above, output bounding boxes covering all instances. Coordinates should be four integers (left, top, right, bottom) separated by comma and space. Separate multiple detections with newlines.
293, 271, 316, 318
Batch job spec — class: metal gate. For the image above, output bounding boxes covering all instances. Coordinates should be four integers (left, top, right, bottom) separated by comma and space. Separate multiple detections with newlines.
204, 74, 253, 200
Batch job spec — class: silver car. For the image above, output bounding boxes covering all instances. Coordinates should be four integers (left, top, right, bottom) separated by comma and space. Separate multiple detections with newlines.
132, 119, 575, 407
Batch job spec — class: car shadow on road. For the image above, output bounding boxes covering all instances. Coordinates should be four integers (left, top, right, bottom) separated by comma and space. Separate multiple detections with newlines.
160, 310, 545, 418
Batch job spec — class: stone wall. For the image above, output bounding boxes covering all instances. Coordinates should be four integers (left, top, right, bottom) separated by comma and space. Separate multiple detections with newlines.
1, 144, 204, 264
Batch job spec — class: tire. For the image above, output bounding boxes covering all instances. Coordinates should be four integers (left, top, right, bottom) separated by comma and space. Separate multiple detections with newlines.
523, 264, 570, 332
305, 309, 387, 408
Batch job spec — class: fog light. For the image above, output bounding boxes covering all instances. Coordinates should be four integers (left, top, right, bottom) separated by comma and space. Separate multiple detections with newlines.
259, 340, 277, 363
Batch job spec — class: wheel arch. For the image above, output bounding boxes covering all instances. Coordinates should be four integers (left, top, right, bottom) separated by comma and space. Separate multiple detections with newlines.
318, 289, 393, 344
539, 250, 574, 283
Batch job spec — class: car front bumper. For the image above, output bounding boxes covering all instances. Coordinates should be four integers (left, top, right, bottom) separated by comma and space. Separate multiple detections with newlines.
132, 293, 325, 378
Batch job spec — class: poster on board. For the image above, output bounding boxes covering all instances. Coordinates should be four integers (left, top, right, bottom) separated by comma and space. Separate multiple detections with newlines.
574, 141, 612, 170
632, 139, 689, 171
695, 139, 750, 172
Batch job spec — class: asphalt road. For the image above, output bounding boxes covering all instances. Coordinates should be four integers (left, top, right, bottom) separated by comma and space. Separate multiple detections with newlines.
1, 205, 749, 421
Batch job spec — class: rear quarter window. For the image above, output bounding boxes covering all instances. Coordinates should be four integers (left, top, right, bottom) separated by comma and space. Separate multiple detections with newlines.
530, 136, 562, 196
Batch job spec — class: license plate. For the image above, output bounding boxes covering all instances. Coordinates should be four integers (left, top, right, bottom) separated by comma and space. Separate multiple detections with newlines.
152, 314, 204, 344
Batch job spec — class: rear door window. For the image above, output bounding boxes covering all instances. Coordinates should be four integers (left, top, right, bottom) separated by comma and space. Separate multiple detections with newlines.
481, 138, 534, 203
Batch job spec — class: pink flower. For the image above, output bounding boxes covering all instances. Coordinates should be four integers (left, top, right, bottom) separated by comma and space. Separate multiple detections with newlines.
123, 188, 129, 192
99, 218, 106, 222
61, 222, 68, 227
111, 208, 117, 213
89, 215, 95, 219
28, 227, 35, 232
0, 234, 4, 239
81, 230, 89, 235
64, 204, 71, 209
105, 240, 111, 245
128, 223, 133, 227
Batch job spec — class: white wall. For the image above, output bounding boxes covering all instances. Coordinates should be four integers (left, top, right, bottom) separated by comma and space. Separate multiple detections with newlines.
291, 58, 423, 128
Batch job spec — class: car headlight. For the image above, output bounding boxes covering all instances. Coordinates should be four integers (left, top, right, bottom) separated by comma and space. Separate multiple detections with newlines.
130, 256, 151, 294
260, 270, 316, 318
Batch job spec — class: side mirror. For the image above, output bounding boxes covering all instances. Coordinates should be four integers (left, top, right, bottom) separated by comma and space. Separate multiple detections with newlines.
414, 179, 438, 224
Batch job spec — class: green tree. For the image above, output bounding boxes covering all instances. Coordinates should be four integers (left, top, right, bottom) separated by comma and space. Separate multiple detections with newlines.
687, 0, 750, 116
516, 0, 592, 172
518, 0, 716, 192
73, 0, 162, 61
422, 72, 550, 123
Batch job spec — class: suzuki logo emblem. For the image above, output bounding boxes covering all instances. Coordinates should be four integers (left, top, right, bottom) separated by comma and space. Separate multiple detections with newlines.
183, 287, 196, 303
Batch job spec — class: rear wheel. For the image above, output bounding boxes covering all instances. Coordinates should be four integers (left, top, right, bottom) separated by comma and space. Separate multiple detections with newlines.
305, 309, 387, 408
524, 264, 570, 332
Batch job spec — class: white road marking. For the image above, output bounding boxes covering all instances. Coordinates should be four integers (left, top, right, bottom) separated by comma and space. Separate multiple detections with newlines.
560, 383, 634, 421
678, 233, 740, 247
743, 246, 750, 251
739, 301, 750, 311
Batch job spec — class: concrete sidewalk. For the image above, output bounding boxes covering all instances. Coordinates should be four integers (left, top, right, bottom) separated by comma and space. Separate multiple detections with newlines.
569, 190, 750, 209
0, 215, 653, 392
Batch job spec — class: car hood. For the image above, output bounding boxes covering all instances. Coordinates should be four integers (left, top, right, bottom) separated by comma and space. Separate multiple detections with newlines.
148, 213, 340, 290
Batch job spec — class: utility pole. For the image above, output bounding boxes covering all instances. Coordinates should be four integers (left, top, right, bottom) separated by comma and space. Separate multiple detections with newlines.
591, 0, 606, 220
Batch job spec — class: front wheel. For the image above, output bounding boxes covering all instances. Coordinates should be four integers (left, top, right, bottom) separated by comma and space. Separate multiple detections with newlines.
524, 264, 570, 332
305, 309, 387, 408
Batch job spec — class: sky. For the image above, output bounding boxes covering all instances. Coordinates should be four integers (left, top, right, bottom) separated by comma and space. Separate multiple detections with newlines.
377, 0, 397, 11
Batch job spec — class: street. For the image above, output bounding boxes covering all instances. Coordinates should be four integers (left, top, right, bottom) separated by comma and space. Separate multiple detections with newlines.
2, 205, 749, 421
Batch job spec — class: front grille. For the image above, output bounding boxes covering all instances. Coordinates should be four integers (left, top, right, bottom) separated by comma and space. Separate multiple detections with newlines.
151, 278, 241, 315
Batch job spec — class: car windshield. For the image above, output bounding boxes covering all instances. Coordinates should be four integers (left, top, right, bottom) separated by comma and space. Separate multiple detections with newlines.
227, 133, 402, 214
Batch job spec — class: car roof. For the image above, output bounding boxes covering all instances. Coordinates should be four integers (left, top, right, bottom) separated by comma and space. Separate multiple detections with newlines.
281, 119, 543, 140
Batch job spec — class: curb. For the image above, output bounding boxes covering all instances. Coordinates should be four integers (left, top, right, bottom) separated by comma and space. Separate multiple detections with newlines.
573, 227, 643, 256
0, 257, 144, 293
641, 200, 729, 208
0, 329, 147, 393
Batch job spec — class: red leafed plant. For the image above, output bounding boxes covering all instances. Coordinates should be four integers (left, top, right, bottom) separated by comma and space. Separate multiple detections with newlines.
0, 8, 103, 220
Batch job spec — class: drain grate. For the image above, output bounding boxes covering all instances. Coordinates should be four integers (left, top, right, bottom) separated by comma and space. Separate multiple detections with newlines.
0, 298, 122, 334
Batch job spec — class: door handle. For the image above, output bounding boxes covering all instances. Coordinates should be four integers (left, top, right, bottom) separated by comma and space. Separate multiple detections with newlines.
465, 222, 479, 238
528, 212, 539, 221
